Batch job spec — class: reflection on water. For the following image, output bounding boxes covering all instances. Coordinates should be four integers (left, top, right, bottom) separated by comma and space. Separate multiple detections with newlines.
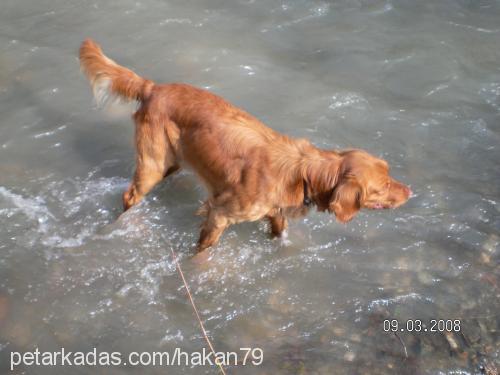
0, 0, 499, 373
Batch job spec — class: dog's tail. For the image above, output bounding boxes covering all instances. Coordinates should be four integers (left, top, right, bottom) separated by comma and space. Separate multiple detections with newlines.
79, 38, 154, 105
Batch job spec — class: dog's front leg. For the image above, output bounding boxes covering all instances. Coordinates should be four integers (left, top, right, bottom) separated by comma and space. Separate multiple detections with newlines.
267, 212, 288, 238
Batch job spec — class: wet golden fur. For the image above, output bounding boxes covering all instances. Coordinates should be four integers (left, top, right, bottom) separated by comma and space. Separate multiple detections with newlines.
79, 39, 411, 252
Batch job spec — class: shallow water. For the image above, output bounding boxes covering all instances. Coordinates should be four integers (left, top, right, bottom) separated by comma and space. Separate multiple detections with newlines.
0, 0, 499, 374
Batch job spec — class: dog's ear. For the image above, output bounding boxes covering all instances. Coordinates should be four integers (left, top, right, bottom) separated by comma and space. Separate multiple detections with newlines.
329, 178, 362, 223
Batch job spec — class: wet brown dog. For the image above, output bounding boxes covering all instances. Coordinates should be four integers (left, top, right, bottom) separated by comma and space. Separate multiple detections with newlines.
80, 39, 411, 252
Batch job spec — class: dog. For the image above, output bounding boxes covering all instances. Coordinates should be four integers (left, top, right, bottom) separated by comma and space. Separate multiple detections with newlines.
79, 39, 411, 252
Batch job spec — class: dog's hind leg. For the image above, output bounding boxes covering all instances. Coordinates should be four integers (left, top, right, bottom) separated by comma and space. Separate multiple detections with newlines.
123, 115, 178, 211
196, 209, 228, 252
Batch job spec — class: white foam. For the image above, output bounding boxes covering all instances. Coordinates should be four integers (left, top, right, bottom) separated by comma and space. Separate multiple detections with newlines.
329, 93, 369, 111
0, 186, 55, 234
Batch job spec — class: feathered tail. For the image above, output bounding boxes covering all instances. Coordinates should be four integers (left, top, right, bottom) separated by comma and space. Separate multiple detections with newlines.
79, 38, 154, 105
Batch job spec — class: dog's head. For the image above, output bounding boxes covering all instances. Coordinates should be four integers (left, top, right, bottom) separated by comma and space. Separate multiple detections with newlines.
328, 150, 411, 223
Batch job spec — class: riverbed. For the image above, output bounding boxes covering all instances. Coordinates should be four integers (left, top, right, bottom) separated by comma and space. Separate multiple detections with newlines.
0, 0, 499, 373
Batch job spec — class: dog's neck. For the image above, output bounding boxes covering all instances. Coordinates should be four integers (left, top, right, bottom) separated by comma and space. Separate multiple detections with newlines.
300, 149, 342, 211
273, 140, 343, 211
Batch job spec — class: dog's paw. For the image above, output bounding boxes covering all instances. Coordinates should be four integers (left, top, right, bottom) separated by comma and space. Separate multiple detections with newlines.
281, 232, 292, 247
195, 201, 209, 217
191, 250, 212, 265
275, 230, 291, 246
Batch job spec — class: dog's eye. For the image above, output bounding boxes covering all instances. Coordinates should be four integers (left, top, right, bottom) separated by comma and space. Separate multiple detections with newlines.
373, 182, 390, 195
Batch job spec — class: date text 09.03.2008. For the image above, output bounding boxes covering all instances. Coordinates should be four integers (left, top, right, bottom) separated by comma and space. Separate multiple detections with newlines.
383, 319, 461, 333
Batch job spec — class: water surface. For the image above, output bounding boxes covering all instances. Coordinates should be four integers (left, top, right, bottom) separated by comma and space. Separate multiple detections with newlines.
0, 0, 499, 374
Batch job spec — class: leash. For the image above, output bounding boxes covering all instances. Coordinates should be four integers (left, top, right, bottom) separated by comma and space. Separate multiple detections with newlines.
169, 248, 227, 375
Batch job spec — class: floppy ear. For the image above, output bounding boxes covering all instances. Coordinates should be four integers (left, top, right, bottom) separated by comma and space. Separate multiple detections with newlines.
329, 178, 362, 223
